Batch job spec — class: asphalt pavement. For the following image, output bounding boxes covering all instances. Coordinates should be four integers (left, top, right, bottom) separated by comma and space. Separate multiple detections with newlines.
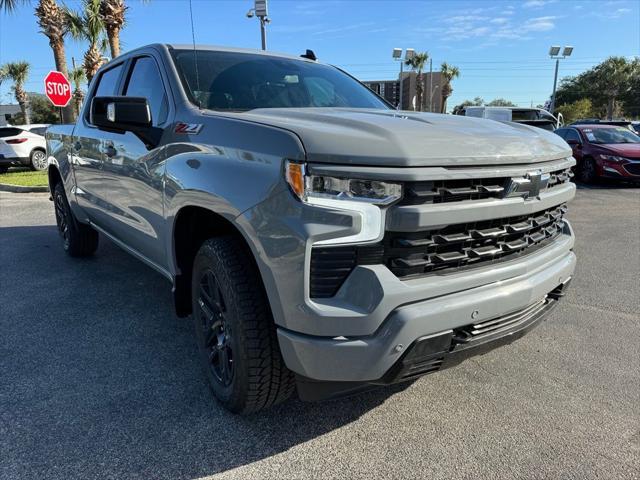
1, 184, 639, 480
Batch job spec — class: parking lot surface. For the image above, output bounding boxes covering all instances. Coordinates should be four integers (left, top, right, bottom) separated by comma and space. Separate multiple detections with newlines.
1, 185, 639, 480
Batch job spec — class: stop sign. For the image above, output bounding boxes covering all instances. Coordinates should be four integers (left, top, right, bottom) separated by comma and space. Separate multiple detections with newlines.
44, 71, 72, 107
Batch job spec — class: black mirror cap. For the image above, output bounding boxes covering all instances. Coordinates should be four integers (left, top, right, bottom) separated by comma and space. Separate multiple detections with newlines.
91, 96, 152, 130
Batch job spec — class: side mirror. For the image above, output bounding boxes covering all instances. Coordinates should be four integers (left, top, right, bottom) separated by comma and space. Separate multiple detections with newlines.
566, 139, 580, 146
91, 96, 161, 148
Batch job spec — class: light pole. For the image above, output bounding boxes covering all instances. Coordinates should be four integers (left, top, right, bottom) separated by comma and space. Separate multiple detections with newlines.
393, 48, 414, 110
247, 0, 270, 50
548, 45, 573, 114
429, 84, 440, 112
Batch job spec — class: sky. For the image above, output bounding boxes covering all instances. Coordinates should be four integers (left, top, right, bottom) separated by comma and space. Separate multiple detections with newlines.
1, 0, 639, 111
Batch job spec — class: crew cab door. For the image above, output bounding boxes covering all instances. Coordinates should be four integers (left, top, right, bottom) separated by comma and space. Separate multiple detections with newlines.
89, 54, 173, 270
71, 61, 125, 224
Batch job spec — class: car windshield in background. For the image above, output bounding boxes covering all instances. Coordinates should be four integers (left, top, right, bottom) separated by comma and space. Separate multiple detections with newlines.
586, 128, 640, 144
170, 49, 390, 111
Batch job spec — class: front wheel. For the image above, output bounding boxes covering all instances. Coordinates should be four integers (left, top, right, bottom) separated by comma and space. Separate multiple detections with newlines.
30, 149, 48, 171
191, 236, 295, 414
579, 158, 598, 184
53, 182, 99, 257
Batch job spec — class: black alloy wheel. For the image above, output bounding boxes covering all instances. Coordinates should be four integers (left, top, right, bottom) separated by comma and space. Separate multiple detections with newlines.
54, 186, 71, 250
196, 269, 234, 387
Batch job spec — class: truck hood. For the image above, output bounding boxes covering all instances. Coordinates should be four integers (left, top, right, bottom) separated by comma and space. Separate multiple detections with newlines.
233, 108, 571, 167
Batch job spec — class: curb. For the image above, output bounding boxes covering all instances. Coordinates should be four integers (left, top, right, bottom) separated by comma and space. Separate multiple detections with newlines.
0, 183, 50, 193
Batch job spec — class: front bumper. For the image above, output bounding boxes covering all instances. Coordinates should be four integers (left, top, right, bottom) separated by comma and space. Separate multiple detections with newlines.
278, 244, 575, 389
295, 278, 570, 401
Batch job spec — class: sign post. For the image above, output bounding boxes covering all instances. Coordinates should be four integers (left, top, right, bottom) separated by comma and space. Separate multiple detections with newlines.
44, 71, 72, 122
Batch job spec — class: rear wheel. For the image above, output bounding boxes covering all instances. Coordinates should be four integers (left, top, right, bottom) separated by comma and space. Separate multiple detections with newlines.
191, 236, 295, 414
579, 157, 598, 184
53, 182, 99, 257
0, 166, 8, 174
30, 149, 47, 171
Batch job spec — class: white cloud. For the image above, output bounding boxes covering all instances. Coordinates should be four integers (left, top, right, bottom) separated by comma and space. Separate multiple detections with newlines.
522, 15, 558, 32
490, 17, 510, 24
523, 0, 555, 8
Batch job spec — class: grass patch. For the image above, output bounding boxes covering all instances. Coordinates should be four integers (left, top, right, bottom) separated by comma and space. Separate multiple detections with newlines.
0, 167, 48, 187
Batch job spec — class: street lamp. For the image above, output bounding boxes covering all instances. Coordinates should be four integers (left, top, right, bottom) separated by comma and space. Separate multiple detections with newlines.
549, 45, 573, 114
393, 48, 414, 110
247, 0, 270, 50
429, 84, 440, 112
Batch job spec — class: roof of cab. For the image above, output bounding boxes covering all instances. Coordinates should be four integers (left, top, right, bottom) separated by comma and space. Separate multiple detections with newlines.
164, 43, 317, 63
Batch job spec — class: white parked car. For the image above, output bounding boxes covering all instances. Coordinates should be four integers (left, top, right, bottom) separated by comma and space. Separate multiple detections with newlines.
0, 124, 49, 172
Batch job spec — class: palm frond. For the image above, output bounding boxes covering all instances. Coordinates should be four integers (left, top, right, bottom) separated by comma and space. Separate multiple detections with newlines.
5, 61, 30, 85
0, 0, 29, 13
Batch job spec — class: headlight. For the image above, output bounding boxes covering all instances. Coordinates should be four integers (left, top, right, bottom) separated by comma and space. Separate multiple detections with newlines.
600, 154, 626, 162
285, 160, 402, 245
285, 160, 402, 205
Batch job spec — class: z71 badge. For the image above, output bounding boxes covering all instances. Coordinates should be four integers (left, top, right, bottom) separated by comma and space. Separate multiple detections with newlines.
174, 122, 203, 134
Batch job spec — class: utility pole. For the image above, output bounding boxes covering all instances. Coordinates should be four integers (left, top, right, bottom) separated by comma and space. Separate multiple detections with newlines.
548, 45, 573, 114
247, 0, 270, 50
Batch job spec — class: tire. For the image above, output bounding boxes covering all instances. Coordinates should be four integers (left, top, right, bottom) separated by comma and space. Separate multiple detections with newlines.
0, 166, 8, 174
191, 236, 295, 414
30, 149, 47, 171
53, 182, 99, 257
579, 157, 598, 184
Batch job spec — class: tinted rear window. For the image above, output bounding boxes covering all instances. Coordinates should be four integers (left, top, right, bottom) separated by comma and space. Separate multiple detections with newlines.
0, 127, 23, 137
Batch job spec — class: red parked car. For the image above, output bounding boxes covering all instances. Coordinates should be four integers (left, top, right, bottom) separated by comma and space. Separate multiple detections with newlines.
554, 124, 640, 183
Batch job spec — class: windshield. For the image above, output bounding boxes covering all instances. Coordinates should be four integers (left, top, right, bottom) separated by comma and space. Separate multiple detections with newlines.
170, 49, 390, 112
585, 128, 640, 144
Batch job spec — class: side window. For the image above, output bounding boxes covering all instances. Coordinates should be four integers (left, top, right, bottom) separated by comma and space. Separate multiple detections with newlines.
565, 129, 581, 143
30, 127, 47, 136
304, 77, 336, 107
554, 128, 567, 139
124, 57, 168, 126
94, 64, 124, 97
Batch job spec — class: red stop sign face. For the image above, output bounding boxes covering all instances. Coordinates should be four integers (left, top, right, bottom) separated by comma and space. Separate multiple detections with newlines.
44, 71, 72, 107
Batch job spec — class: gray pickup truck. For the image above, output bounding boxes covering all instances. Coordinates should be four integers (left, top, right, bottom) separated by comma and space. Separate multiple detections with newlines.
46, 44, 576, 414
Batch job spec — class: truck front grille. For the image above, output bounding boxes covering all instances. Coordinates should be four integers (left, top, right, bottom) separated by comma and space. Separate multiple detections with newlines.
310, 204, 568, 298
401, 167, 572, 205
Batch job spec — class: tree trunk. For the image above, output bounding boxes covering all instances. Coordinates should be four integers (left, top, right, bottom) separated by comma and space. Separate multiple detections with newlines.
51, 40, 75, 123
73, 89, 84, 117
107, 26, 120, 58
606, 97, 615, 120
84, 44, 103, 85
15, 88, 31, 124
441, 95, 448, 114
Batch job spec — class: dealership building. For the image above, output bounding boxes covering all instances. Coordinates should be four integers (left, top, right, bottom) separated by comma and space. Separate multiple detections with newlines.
362, 71, 445, 113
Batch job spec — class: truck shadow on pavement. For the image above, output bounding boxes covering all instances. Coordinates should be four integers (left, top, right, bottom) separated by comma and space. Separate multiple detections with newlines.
1, 224, 409, 480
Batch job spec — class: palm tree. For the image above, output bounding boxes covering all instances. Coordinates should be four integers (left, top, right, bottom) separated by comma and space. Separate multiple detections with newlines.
4, 61, 31, 124
99, 0, 127, 58
440, 62, 460, 114
69, 67, 86, 116
65, 0, 108, 84
1, 0, 75, 122
405, 52, 428, 111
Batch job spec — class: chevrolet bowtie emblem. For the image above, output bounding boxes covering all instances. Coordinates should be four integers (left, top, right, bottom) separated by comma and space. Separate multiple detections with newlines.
504, 170, 550, 200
